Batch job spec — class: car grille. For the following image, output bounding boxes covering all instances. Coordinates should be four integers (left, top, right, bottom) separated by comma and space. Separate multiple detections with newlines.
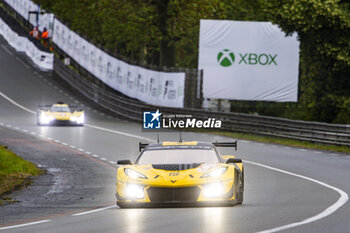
147, 187, 200, 202
152, 164, 201, 171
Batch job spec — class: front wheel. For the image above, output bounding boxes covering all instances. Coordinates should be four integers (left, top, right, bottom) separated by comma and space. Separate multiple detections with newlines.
237, 168, 244, 204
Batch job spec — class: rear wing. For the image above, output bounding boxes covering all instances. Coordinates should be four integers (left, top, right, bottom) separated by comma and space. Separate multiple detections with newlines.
139, 141, 237, 152
70, 106, 84, 112
139, 142, 149, 152
37, 105, 83, 112
37, 105, 52, 112
38, 104, 52, 108
213, 141, 237, 151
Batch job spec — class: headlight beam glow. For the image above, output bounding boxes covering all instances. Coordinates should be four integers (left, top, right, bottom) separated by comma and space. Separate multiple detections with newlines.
126, 184, 145, 199
203, 183, 224, 198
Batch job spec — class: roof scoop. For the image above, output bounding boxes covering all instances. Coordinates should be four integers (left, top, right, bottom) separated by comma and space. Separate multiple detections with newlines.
152, 163, 201, 171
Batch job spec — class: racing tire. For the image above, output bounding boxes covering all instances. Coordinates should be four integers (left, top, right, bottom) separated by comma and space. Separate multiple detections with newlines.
117, 201, 133, 209
234, 168, 244, 205
237, 168, 244, 205
36, 110, 42, 126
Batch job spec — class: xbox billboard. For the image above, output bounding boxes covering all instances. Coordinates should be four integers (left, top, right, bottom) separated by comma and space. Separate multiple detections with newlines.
198, 20, 300, 102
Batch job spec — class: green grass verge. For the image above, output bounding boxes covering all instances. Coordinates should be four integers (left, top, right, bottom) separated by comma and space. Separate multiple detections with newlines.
0, 145, 42, 203
192, 130, 350, 154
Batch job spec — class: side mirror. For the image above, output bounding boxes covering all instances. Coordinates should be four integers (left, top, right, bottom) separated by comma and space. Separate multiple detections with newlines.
221, 155, 235, 160
226, 158, 242, 164
117, 160, 133, 165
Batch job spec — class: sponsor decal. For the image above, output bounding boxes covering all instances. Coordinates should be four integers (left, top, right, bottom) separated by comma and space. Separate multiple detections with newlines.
238, 53, 277, 65
217, 49, 235, 67
217, 50, 278, 67
143, 110, 222, 130
143, 110, 162, 129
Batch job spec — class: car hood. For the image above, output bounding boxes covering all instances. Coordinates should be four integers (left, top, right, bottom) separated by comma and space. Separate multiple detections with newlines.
117, 163, 234, 187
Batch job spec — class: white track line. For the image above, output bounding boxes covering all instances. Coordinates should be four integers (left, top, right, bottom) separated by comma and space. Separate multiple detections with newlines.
1, 85, 348, 232
0, 91, 36, 114
246, 160, 349, 233
85, 124, 153, 142
1, 44, 14, 56
15, 57, 30, 69
0, 220, 51, 231
72, 205, 116, 216
0, 92, 154, 142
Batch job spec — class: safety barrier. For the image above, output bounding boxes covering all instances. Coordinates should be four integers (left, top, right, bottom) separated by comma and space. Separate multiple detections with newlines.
54, 58, 350, 147
2, 0, 349, 147
0, 5, 53, 70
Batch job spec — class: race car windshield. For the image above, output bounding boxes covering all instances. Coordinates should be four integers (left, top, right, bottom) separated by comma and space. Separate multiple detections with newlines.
137, 149, 219, 164
51, 106, 70, 112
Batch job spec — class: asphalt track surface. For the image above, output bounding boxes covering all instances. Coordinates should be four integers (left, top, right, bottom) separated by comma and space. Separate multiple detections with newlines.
0, 36, 349, 233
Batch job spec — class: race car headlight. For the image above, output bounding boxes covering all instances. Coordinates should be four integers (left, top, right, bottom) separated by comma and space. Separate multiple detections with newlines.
203, 183, 224, 198
124, 168, 147, 179
126, 184, 145, 199
201, 167, 227, 178
40, 113, 54, 124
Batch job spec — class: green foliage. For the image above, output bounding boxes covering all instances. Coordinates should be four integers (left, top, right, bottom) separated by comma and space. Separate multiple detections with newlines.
32, 0, 349, 123
33, 0, 266, 67
264, 0, 350, 123
0, 145, 41, 195
0, 145, 41, 176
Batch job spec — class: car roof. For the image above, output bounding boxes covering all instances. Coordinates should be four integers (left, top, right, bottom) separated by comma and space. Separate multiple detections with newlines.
145, 141, 214, 150
52, 104, 69, 107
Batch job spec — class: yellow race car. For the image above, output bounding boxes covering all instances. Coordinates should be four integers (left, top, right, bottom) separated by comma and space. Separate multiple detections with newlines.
116, 141, 244, 208
37, 101, 84, 126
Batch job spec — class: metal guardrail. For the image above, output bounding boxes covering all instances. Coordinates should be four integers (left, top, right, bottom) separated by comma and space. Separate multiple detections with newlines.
54, 58, 350, 147
2, 0, 348, 147
0, 1, 51, 52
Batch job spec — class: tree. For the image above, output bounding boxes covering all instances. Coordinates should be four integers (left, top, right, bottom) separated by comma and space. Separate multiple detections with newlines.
264, 0, 350, 123
31, 0, 350, 123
